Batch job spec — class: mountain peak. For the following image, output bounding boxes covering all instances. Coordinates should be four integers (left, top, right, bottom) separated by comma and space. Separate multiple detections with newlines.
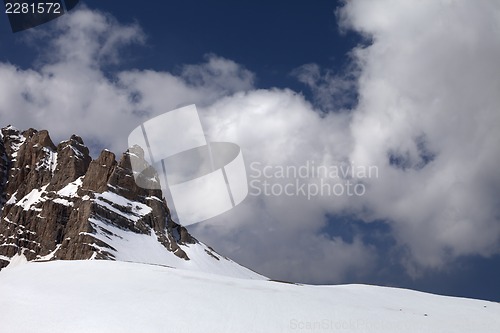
0, 126, 263, 279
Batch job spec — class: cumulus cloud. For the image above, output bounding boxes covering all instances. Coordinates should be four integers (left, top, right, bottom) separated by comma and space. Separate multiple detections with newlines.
0, 2, 499, 284
0, 7, 145, 152
340, 0, 500, 273
0, 7, 254, 155
190, 0, 500, 280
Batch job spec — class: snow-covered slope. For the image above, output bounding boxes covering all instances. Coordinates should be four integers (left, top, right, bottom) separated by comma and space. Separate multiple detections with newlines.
83, 214, 264, 279
0, 260, 498, 333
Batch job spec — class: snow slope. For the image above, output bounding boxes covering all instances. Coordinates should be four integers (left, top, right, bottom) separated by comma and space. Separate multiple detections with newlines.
0, 260, 499, 333
85, 216, 264, 280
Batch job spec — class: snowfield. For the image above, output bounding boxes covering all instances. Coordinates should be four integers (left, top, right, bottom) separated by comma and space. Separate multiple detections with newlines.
0, 260, 499, 333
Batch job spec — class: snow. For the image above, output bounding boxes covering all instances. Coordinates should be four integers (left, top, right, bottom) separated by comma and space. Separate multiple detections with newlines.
8, 132, 26, 159
15, 185, 48, 211
57, 141, 85, 159
52, 198, 73, 206
50, 151, 58, 173
5, 191, 17, 205
8, 176, 81, 210
68, 145, 84, 158
181, 241, 264, 279
3, 251, 28, 269
6, 176, 81, 211
94, 191, 153, 222
57, 177, 83, 197
87, 217, 264, 280
0, 260, 498, 333
35, 147, 57, 173
145, 195, 163, 202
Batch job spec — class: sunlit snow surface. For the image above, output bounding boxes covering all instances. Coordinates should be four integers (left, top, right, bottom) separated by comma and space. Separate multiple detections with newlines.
0, 261, 499, 333
85, 216, 264, 280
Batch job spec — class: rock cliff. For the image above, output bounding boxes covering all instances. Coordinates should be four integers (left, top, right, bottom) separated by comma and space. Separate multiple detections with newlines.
0, 126, 198, 269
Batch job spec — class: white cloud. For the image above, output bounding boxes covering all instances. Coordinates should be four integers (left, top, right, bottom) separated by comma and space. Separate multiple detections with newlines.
0, 7, 254, 156
0, 7, 146, 153
341, 0, 500, 272
193, 0, 500, 280
1, 2, 499, 283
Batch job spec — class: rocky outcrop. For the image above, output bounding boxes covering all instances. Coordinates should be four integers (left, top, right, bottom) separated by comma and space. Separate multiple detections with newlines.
0, 138, 8, 208
48, 134, 91, 192
0, 126, 196, 269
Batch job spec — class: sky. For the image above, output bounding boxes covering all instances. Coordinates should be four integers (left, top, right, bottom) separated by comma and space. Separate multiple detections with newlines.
0, 0, 499, 302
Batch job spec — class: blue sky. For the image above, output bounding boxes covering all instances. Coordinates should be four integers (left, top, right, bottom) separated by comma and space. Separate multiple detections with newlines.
81, 1, 359, 89
1, 1, 499, 302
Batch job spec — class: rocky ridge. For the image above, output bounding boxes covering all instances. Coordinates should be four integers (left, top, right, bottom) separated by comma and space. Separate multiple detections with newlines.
0, 126, 209, 270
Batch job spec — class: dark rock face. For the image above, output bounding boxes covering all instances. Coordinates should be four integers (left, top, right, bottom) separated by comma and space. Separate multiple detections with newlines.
0, 126, 194, 269
0, 139, 8, 208
81, 150, 117, 193
48, 134, 91, 192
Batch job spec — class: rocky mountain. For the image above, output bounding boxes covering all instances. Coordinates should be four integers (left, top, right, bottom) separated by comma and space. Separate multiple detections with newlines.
0, 126, 263, 279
